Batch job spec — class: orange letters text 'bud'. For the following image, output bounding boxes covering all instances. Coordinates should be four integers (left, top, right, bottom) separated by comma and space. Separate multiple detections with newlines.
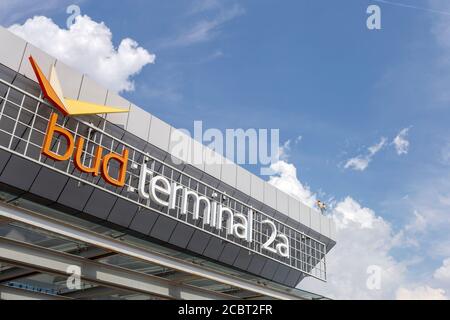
42, 113, 129, 187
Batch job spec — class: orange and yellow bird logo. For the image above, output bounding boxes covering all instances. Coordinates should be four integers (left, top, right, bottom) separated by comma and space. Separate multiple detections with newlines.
29, 56, 128, 116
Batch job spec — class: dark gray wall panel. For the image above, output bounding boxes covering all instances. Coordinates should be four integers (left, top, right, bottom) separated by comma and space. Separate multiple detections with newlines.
0, 155, 40, 190
285, 268, 303, 288
128, 208, 158, 235
149, 215, 177, 242
107, 198, 138, 228
203, 237, 226, 260
168, 222, 195, 249
260, 259, 278, 280
57, 178, 94, 211
83, 189, 117, 220
218, 243, 240, 265
0, 149, 11, 173
232, 249, 253, 270
29, 167, 68, 201
272, 264, 291, 284
186, 230, 211, 255
246, 254, 266, 275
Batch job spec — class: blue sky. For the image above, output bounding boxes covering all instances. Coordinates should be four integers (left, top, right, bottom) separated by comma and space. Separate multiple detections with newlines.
3, 0, 450, 299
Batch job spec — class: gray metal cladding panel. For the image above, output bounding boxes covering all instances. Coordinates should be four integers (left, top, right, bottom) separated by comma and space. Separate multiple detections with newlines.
0, 155, 40, 190
202, 236, 226, 260
182, 164, 204, 180
149, 215, 177, 242
232, 248, 253, 270
128, 208, 159, 235
0, 149, 11, 173
261, 204, 277, 218
57, 178, 94, 211
29, 167, 68, 201
12, 74, 41, 98
218, 243, 240, 265
106, 198, 139, 228
217, 181, 236, 198
83, 189, 117, 220
260, 259, 278, 280
285, 268, 303, 288
247, 197, 264, 211
121, 131, 147, 151
232, 189, 251, 205
186, 230, 211, 255
200, 173, 221, 189
274, 211, 289, 223
272, 264, 291, 284
246, 254, 266, 275
0, 64, 16, 85
143, 143, 168, 162
168, 222, 195, 249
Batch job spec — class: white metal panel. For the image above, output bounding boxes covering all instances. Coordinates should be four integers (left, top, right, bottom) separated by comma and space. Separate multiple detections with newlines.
0, 27, 27, 71
126, 104, 151, 141
203, 147, 222, 179
78, 74, 108, 105
105, 91, 131, 127
19, 43, 55, 81
299, 203, 311, 227
190, 138, 205, 171
263, 182, 277, 209
148, 115, 171, 151
168, 128, 191, 164
54, 60, 83, 100
310, 209, 321, 233
320, 215, 330, 238
288, 196, 300, 221
221, 158, 237, 188
276, 189, 289, 216
329, 218, 337, 241
236, 166, 251, 195
250, 174, 264, 203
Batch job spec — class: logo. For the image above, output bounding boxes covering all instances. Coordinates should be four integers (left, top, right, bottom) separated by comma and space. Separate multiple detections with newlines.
30, 56, 129, 187
29, 55, 128, 116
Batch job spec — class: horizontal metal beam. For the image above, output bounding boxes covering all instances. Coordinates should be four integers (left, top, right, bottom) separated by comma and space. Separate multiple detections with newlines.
0, 284, 71, 300
0, 201, 301, 300
62, 286, 127, 299
0, 246, 115, 284
0, 236, 233, 300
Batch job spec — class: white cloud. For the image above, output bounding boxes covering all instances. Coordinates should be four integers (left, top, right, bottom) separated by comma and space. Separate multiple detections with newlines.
434, 258, 450, 283
344, 137, 387, 171
277, 140, 291, 161
266, 155, 407, 298
393, 127, 410, 155
268, 160, 316, 207
267, 148, 450, 299
164, 3, 244, 47
8, 15, 155, 93
300, 196, 407, 299
396, 286, 447, 300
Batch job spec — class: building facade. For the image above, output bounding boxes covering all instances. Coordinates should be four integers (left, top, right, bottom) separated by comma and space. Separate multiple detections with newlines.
0, 26, 336, 300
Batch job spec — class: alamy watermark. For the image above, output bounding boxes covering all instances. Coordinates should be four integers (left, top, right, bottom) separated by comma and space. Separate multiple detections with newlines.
169, 121, 281, 176
367, 4, 382, 30
66, 4, 81, 28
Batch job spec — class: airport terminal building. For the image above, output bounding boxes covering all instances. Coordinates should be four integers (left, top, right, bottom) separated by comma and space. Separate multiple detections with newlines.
0, 26, 336, 300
